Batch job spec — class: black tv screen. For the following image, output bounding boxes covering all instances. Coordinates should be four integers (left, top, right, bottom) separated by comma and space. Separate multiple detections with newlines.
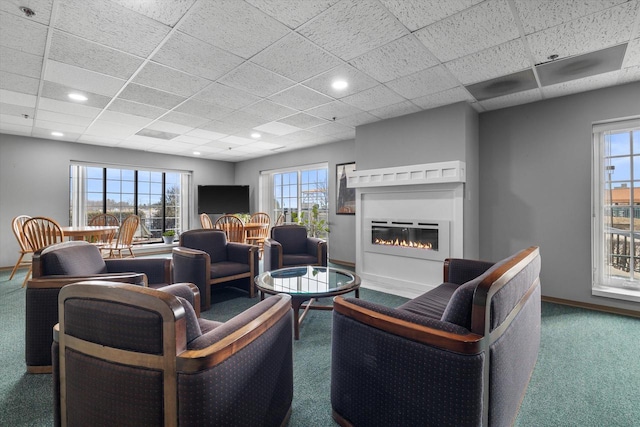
197, 185, 250, 214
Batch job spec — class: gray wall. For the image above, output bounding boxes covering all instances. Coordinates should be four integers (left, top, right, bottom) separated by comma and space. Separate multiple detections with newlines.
479, 81, 640, 312
356, 102, 480, 258
0, 133, 235, 267
234, 139, 356, 265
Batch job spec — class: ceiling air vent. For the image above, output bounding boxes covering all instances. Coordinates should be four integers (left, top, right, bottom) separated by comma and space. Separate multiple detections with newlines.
465, 69, 538, 101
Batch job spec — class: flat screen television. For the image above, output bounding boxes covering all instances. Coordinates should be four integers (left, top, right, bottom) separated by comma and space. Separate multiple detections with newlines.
197, 185, 250, 214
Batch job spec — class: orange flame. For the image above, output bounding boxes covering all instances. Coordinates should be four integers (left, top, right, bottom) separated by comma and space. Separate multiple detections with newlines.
373, 238, 433, 249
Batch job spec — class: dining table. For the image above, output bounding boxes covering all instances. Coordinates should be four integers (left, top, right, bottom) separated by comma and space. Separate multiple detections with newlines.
60, 225, 120, 241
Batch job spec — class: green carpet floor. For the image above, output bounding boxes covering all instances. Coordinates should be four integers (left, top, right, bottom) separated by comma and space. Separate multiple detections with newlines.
1, 268, 639, 426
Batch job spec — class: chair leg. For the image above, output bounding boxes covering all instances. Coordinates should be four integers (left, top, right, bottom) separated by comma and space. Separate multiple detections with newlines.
21, 265, 32, 288
9, 253, 25, 280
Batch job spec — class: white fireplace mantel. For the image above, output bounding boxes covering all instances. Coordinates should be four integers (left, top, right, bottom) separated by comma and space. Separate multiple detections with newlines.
347, 161, 465, 189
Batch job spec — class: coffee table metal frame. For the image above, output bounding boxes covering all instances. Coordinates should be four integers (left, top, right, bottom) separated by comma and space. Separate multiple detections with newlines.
255, 266, 360, 340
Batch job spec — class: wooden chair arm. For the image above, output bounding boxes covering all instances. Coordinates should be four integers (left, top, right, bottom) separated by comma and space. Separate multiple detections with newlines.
333, 297, 483, 354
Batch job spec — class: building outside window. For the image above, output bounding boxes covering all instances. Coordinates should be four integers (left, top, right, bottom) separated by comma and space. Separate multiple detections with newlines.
70, 163, 191, 241
592, 118, 640, 302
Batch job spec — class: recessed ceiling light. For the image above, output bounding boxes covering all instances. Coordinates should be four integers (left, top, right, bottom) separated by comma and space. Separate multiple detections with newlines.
193, 151, 201, 155
51, 131, 64, 137
251, 132, 261, 138
332, 80, 348, 90
68, 93, 88, 102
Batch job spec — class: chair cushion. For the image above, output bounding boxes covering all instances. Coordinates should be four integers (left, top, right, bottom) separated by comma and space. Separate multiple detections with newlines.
282, 254, 318, 267
273, 226, 308, 254
397, 282, 460, 320
210, 261, 250, 279
40, 241, 108, 275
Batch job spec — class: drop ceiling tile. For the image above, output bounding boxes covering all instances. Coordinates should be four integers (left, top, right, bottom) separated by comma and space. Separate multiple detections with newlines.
302, 64, 379, 98
336, 111, 379, 127
624, 39, 640, 68
542, 70, 622, 98
173, 134, 209, 144
268, 85, 333, 110
254, 121, 302, 136
119, 83, 186, 109
386, 66, 459, 99
305, 100, 363, 120
152, 31, 244, 81
38, 98, 103, 119
513, 0, 627, 35
479, 88, 543, 111
78, 135, 123, 147
174, 99, 234, 120
198, 120, 244, 136
380, 0, 483, 31
33, 128, 81, 141
527, 1, 638, 63
414, 0, 519, 62
1, 113, 33, 127
0, 0, 54, 26
349, 35, 439, 83
251, 33, 342, 82
41, 81, 111, 108
445, 39, 531, 85
246, 0, 339, 29
85, 120, 140, 138
243, 140, 283, 150
36, 110, 95, 127
162, 111, 210, 128
0, 11, 47, 55
241, 100, 297, 122
218, 62, 295, 98
133, 62, 212, 97
221, 110, 266, 128
178, 0, 290, 59
221, 135, 255, 146
0, 122, 31, 135
187, 129, 228, 142
98, 110, 155, 128
299, 0, 408, 61
275, 130, 319, 143
110, 0, 196, 27
54, 0, 171, 57
0, 46, 43, 79
341, 84, 406, 111
0, 71, 39, 95
412, 86, 474, 109
44, 60, 126, 97
618, 66, 640, 84
196, 140, 232, 151
107, 98, 168, 120
145, 120, 194, 135
368, 100, 421, 119
0, 90, 37, 108
194, 83, 262, 110
34, 119, 87, 134
49, 31, 143, 80
308, 121, 353, 136
0, 102, 34, 117
278, 113, 327, 129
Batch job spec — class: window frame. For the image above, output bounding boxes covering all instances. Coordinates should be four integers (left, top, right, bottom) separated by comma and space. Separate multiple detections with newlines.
592, 117, 640, 303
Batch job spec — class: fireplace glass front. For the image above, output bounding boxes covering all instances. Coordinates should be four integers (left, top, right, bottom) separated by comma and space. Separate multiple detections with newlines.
371, 221, 439, 251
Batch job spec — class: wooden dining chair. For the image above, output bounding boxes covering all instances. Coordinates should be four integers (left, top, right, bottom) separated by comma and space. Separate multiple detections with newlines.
89, 213, 120, 256
22, 216, 65, 287
215, 214, 245, 243
200, 213, 214, 229
106, 214, 139, 258
246, 212, 271, 258
10, 215, 33, 285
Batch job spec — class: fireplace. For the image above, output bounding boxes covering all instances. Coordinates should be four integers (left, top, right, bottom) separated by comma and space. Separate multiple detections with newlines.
365, 219, 450, 261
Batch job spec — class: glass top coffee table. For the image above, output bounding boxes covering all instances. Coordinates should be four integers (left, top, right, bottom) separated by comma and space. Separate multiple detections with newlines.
255, 266, 361, 340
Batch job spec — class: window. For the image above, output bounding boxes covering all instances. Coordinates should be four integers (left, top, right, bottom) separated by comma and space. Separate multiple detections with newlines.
592, 117, 640, 302
70, 163, 191, 241
260, 163, 329, 238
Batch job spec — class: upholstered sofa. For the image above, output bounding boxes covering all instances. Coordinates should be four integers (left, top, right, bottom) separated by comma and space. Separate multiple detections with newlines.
25, 241, 172, 373
53, 281, 293, 426
331, 246, 541, 427
263, 224, 327, 272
